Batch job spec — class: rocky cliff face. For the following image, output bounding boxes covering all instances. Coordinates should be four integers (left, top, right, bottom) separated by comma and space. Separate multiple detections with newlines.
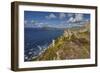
32, 23, 90, 61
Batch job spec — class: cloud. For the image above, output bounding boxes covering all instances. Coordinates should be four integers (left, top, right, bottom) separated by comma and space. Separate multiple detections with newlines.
24, 20, 37, 28
46, 13, 56, 19
59, 13, 66, 19
75, 14, 83, 22
67, 14, 84, 23
67, 13, 74, 17
67, 17, 75, 23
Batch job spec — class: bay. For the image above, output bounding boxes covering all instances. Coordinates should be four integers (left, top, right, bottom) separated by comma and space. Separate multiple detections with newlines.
24, 28, 64, 61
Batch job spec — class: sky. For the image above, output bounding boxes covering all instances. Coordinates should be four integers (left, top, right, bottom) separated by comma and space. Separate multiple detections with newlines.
24, 11, 90, 28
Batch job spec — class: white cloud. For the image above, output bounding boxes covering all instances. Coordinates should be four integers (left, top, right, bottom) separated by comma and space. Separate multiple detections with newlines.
24, 20, 38, 28
67, 17, 74, 23
75, 14, 83, 22
59, 13, 66, 19
46, 13, 56, 19
67, 13, 74, 17
67, 14, 84, 23
67, 17, 77, 23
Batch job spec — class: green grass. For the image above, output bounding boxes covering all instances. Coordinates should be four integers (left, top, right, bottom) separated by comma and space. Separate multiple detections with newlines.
33, 24, 90, 61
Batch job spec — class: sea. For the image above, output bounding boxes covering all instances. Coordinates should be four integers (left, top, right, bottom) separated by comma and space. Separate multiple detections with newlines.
24, 28, 64, 61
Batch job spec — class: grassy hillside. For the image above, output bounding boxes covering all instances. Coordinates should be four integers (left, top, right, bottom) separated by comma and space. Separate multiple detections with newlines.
32, 23, 90, 61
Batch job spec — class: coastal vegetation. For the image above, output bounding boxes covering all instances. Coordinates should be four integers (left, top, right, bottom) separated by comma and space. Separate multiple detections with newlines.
32, 22, 90, 61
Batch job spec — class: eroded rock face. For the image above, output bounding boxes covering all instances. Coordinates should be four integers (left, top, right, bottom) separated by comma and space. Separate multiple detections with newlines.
32, 23, 90, 61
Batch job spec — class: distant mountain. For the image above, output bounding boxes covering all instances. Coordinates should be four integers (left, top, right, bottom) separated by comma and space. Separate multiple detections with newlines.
41, 26, 63, 30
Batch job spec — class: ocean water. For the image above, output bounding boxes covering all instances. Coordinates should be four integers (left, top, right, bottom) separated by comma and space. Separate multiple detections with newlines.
24, 28, 64, 61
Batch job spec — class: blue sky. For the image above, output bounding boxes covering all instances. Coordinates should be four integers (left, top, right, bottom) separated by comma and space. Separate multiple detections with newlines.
24, 11, 90, 28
